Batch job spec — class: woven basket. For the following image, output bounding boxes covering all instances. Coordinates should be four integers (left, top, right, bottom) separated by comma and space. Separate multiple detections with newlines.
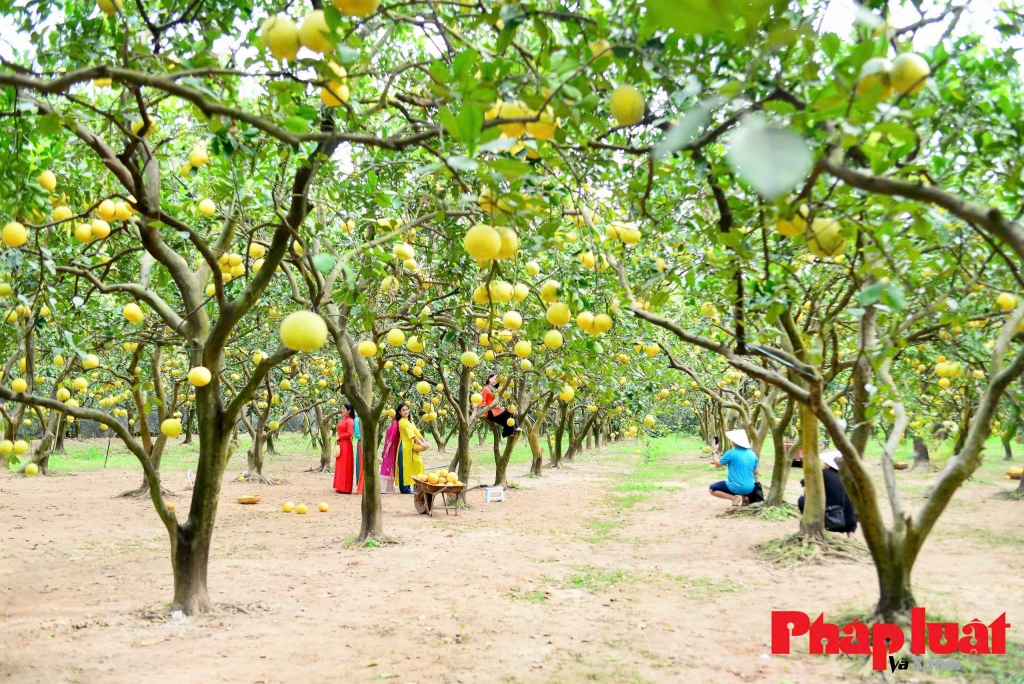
237, 494, 262, 505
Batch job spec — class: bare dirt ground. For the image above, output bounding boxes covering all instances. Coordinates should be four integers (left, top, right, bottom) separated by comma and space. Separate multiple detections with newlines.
1, 439, 1022, 683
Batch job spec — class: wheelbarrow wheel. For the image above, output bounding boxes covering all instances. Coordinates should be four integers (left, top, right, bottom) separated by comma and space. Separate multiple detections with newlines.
413, 486, 430, 515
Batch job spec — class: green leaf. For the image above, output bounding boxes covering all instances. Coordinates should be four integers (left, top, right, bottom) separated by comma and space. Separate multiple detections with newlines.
859, 281, 884, 306
36, 112, 62, 136
437, 106, 462, 143
456, 104, 484, 152
642, 0, 782, 43
488, 158, 532, 179
282, 115, 310, 134
820, 32, 840, 59
725, 117, 812, 200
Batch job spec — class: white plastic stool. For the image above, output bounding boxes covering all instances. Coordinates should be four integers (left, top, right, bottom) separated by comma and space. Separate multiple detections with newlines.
484, 486, 506, 503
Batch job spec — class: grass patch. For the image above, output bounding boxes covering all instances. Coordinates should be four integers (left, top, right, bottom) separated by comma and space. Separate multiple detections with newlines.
582, 519, 619, 544
754, 532, 869, 565
666, 574, 744, 602
507, 586, 548, 603
722, 501, 800, 521
954, 640, 1024, 683
565, 565, 631, 592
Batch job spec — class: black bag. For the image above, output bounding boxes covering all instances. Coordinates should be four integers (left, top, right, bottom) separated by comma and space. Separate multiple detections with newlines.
747, 482, 764, 504
825, 504, 846, 532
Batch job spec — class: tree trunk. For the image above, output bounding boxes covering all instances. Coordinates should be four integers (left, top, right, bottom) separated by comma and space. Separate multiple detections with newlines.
764, 397, 796, 507
315, 405, 333, 472
494, 431, 519, 487
454, 422, 472, 484
911, 437, 930, 471
357, 417, 384, 541
247, 435, 265, 478
799, 404, 826, 538
526, 418, 543, 476
871, 532, 918, 622
183, 407, 194, 445
550, 403, 566, 467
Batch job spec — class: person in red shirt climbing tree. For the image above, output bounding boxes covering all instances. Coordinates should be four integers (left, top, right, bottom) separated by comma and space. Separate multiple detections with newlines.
477, 373, 520, 438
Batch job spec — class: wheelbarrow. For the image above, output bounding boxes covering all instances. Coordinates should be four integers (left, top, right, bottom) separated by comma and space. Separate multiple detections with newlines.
411, 476, 467, 516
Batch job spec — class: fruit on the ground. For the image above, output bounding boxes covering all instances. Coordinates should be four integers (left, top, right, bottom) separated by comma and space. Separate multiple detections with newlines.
37, 170, 57, 192
166, 501, 175, 511
544, 329, 563, 349
464, 224, 502, 261
280, 310, 328, 351
296, 503, 308, 514
298, 10, 332, 53
2, 222, 27, 248
857, 58, 894, 98
806, 218, 846, 258
357, 340, 378, 357
260, 15, 301, 60
161, 419, 182, 438
461, 351, 480, 367
334, 0, 381, 17
198, 198, 216, 216
25, 463, 38, 476
890, 52, 930, 96
282, 501, 295, 512
609, 85, 645, 125
188, 366, 212, 387
123, 303, 145, 322
318, 502, 329, 512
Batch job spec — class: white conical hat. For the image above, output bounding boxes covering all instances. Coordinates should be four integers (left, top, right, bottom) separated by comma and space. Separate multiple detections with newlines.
725, 429, 750, 449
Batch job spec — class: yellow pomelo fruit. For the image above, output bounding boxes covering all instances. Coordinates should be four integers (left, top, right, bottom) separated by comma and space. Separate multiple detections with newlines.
280, 310, 328, 351
97, 0, 121, 15
188, 144, 210, 168
37, 170, 57, 192
406, 335, 424, 352
592, 313, 613, 334
73, 223, 93, 243
461, 351, 480, 368
198, 198, 216, 216
96, 199, 116, 222
386, 328, 406, 346
489, 100, 530, 138
856, 58, 893, 98
161, 419, 182, 438
91, 219, 110, 239
321, 64, 350, 107
52, 205, 73, 222
282, 501, 295, 513
249, 243, 266, 259
333, 0, 381, 17
546, 302, 571, 327
2, 222, 28, 248
806, 218, 846, 258
393, 242, 414, 261
298, 10, 333, 54
260, 15, 301, 60
123, 302, 145, 323
512, 283, 529, 302
524, 261, 540, 276
416, 381, 431, 395
503, 311, 523, 330
514, 340, 532, 358
526, 106, 556, 140
576, 311, 595, 332
24, 462, 39, 476
610, 85, 645, 126
775, 204, 808, 238
644, 414, 655, 427
73, 377, 88, 392
544, 329, 563, 349
495, 226, 519, 260
558, 384, 575, 402
11, 378, 27, 393
188, 366, 212, 387
13, 440, 29, 455
890, 52, 930, 96
427, 473, 439, 484
0, 440, 12, 455
268, 420, 280, 431
464, 224, 502, 261
296, 503, 308, 514
520, 359, 533, 371
539, 280, 560, 302
357, 340, 378, 357
82, 354, 100, 369
318, 502, 329, 512
997, 292, 1018, 311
